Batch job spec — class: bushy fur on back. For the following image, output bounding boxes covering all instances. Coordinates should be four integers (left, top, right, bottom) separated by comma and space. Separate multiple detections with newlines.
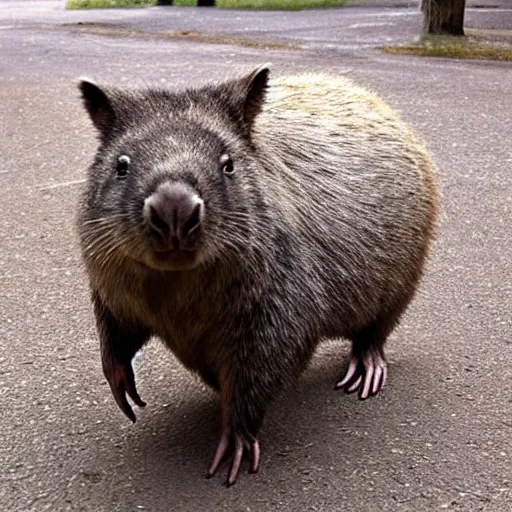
78, 67, 439, 449
253, 74, 439, 331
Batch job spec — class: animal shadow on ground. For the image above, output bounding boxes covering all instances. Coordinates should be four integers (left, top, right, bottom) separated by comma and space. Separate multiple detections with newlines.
89, 340, 438, 505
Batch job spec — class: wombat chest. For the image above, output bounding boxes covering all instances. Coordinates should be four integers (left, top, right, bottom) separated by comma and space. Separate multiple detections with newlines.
110, 271, 229, 373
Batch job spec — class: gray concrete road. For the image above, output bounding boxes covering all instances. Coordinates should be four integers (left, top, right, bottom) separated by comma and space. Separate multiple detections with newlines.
1, 2, 511, 511
3, 0, 512, 51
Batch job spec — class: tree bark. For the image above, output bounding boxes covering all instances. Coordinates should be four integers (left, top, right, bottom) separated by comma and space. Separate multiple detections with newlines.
422, 0, 466, 36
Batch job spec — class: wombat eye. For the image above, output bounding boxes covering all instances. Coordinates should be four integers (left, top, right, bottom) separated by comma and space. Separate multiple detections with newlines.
116, 155, 131, 179
220, 154, 234, 176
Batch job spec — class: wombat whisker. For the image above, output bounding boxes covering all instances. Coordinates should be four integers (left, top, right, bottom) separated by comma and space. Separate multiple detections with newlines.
83, 215, 128, 225
104, 231, 140, 257
90, 232, 135, 265
84, 231, 120, 256
83, 225, 116, 242
82, 225, 124, 250
98, 242, 128, 270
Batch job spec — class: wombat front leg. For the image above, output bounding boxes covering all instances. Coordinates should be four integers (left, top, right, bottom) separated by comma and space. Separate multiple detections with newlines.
93, 292, 150, 422
206, 368, 265, 487
207, 332, 314, 486
336, 320, 389, 399
207, 426, 261, 487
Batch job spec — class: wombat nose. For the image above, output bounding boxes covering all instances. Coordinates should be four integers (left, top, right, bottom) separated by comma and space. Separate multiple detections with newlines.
144, 182, 203, 247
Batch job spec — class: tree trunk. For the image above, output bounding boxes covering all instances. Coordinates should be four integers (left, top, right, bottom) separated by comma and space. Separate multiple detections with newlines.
156, 0, 174, 5
422, 0, 466, 36
197, 0, 215, 5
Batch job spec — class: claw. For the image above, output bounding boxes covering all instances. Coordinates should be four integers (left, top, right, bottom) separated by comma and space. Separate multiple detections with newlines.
105, 357, 145, 423
207, 430, 261, 486
371, 364, 384, 396
347, 375, 362, 393
227, 438, 244, 486
207, 432, 230, 478
360, 357, 374, 399
336, 350, 387, 399
249, 440, 260, 474
335, 358, 358, 389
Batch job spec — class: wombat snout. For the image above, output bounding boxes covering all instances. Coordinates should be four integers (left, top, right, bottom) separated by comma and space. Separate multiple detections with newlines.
144, 182, 204, 250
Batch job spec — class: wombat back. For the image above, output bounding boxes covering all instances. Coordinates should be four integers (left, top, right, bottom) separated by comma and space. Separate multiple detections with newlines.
250, 73, 438, 332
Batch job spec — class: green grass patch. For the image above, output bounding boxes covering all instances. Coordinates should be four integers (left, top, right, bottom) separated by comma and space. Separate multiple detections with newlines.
67, 0, 347, 10
381, 36, 512, 62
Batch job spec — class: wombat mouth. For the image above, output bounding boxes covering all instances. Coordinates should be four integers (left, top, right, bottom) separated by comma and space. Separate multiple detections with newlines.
144, 248, 201, 271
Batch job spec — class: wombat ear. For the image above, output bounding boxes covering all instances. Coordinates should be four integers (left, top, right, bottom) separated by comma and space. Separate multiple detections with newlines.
236, 64, 270, 131
77, 79, 116, 135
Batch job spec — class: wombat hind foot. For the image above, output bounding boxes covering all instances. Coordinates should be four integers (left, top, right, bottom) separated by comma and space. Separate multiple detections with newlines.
335, 348, 388, 399
207, 429, 260, 486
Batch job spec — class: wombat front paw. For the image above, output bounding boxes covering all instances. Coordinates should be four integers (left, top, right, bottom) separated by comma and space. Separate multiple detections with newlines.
103, 357, 146, 423
335, 350, 388, 399
206, 429, 260, 487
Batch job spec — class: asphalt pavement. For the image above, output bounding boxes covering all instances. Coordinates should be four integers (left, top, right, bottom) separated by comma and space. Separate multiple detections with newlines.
1, 2, 511, 511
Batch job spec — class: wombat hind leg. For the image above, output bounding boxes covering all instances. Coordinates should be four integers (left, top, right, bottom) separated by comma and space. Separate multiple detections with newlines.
335, 347, 388, 399
335, 318, 393, 399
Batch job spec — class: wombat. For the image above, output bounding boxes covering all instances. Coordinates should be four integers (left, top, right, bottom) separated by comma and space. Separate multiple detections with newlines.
77, 66, 439, 486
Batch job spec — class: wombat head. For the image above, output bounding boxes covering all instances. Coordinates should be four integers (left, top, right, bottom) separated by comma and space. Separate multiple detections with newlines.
78, 65, 270, 272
